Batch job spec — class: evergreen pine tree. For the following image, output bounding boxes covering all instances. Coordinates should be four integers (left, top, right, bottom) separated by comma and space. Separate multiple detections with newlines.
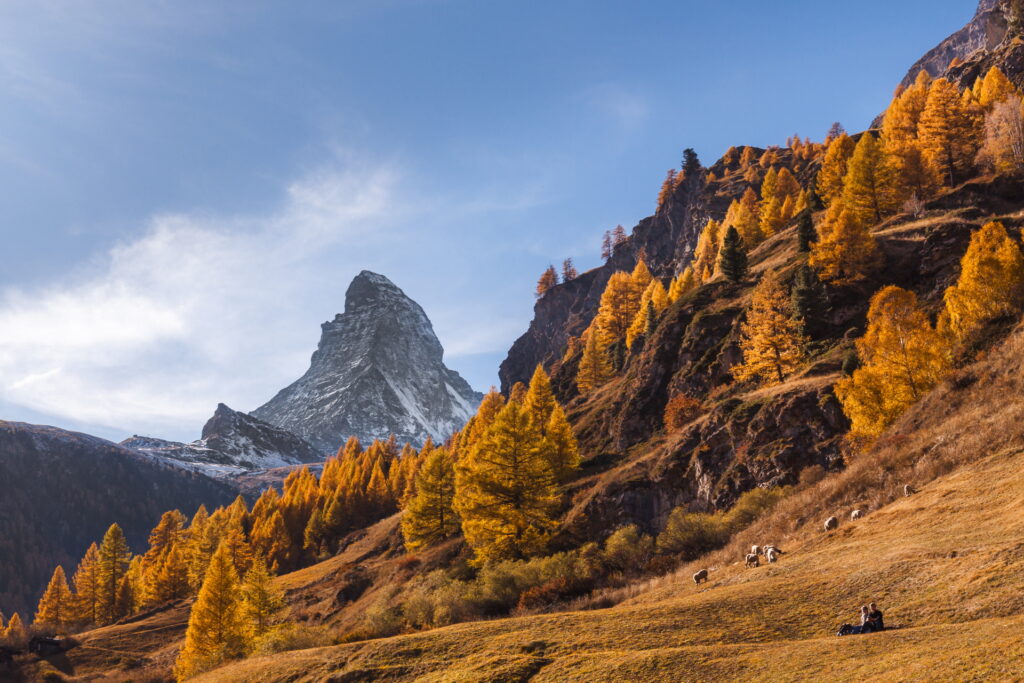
796, 210, 816, 253
790, 264, 828, 338
718, 226, 748, 284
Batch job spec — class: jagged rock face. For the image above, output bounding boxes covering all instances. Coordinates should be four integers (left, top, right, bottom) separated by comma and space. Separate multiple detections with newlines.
897, 0, 1009, 88
499, 171, 715, 393
252, 271, 482, 453
121, 403, 322, 477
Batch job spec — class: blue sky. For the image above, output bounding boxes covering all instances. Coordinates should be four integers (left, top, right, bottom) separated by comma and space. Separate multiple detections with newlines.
0, 0, 975, 442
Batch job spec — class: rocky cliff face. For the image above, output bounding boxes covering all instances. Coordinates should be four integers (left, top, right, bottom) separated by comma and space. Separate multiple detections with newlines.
499, 171, 714, 393
252, 271, 482, 452
896, 0, 1009, 88
121, 403, 322, 477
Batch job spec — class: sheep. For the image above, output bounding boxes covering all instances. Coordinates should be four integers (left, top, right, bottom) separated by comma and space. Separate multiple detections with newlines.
824, 516, 839, 532
745, 553, 760, 568
752, 544, 762, 556
851, 509, 863, 520
766, 548, 780, 563
763, 545, 782, 556
904, 484, 916, 497
693, 569, 709, 585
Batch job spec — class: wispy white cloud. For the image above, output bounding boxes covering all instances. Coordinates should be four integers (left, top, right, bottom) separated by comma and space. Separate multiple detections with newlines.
0, 160, 399, 437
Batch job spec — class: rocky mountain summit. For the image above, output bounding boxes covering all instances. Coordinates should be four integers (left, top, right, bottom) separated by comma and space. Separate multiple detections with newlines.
252, 270, 482, 452
121, 403, 322, 477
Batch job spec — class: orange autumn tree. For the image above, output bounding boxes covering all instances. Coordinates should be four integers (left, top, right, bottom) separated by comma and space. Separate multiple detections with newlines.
835, 286, 951, 439
941, 221, 1024, 343
732, 270, 809, 385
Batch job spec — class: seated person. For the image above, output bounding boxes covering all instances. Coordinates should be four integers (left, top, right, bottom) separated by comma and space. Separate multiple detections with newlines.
867, 602, 884, 631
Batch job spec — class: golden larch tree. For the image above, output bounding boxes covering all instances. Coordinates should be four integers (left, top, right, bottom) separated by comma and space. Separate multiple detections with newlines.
240, 555, 285, 644
542, 404, 580, 483
835, 286, 951, 440
809, 202, 881, 283
70, 543, 101, 625
536, 266, 558, 298
595, 271, 640, 343
34, 565, 73, 631
401, 445, 460, 552
576, 324, 613, 394
626, 279, 668, 348
842, 133, 899, 224
96, 523, 132, 624
817, 133, 857, 206
732, 270, 809, 385
942, 221, 1024, 342
977, 96, 1024, 173
453, 402, 559, 564
918, 77, 981, 186
977, 66, 1019, 108
668, 266, 697, 302
691, 219, 722, 283
174, 542, 247, 681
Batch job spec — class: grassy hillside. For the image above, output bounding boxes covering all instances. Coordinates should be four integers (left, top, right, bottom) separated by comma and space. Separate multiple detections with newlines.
189, 323, 1024, 681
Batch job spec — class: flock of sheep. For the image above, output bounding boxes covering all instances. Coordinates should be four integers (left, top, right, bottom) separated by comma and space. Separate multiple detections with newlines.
691, 483, 918, 586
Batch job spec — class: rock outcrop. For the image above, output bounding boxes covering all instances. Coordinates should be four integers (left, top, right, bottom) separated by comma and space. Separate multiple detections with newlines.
896, 0, 1009, 88
252, 271, 481, 452
121, 403, 322, 477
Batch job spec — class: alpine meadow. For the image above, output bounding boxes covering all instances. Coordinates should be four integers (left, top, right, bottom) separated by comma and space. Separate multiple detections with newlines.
4, 1, 1024, 681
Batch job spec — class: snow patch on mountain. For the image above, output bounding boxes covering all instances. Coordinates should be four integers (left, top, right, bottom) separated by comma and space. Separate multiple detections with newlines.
252, 270, 482, 452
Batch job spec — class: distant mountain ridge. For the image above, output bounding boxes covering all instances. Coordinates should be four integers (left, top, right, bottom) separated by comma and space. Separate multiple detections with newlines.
121, 403, 322, 477
252, 270, 482, 452
0, 420, 235, 616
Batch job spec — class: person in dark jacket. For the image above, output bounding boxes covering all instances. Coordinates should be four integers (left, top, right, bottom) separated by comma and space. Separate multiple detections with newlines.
867, 602, 884, 631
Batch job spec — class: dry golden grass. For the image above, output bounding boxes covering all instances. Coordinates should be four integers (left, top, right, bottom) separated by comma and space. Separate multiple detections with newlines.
197, 327, 1024, 681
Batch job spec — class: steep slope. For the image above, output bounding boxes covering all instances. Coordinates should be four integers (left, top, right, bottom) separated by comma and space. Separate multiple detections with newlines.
253, 271, 482, 452
121, 403, 322, 477
499, 148, 820, 393
198, 321, 1024, 682
0, 421, 236, 617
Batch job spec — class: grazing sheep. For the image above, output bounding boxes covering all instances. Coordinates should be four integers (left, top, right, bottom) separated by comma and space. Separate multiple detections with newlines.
752, 544, 762, 556
766, 548, 779, 563
693, 569, 709, 585
851, 509, 863, 520
745, 553, 760, 568
763, 545, 782, 556
824, 516, 839, 532
904, 484, 916, 497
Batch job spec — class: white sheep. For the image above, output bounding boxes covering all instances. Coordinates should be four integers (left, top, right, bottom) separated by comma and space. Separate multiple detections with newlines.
763, 544, 782, 556
851, 509, 863, 520
824, 516, 839, 532
752, 544, 762, 556
693, 569, 709, 585
904, 484, 916, 497
745, 553, 760, 568
766, 548, 780, 563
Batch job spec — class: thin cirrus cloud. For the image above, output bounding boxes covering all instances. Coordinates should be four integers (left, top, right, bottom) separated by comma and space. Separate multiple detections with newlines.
0, 160, 400, 440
